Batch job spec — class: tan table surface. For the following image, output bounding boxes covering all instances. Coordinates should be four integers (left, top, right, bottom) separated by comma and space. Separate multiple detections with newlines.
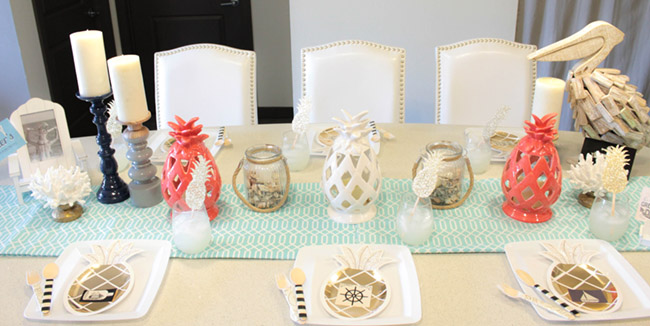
1, 123, 649, 325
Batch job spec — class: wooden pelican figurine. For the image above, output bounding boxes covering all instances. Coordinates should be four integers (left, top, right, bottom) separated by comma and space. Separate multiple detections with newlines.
528, 21, 650, 149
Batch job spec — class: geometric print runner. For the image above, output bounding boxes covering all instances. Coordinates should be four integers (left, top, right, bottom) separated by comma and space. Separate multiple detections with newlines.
1, 177, 648, 259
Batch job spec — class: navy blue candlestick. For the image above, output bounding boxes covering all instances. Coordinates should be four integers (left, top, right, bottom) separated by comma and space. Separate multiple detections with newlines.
77, 92, 130, 204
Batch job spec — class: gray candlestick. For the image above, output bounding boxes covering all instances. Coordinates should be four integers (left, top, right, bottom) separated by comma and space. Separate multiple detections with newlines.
119, 112, 162, 208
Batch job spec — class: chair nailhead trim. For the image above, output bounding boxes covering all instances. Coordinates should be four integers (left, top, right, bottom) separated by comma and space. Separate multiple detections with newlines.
301, 40, 406, 123
435, 38, 537, 124
154, 43, 257, 128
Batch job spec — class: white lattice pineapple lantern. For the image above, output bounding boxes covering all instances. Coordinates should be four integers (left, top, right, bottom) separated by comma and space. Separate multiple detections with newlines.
322, 110, 381, 223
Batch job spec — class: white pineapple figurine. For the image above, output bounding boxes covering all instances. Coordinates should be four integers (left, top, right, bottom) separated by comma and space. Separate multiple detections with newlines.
172, 155, 213, 254
65, 241, 142, 315
322, 245, 396, 320
322, 110, 381, 223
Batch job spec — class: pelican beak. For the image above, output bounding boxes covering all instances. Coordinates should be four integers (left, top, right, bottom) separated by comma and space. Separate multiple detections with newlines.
527, 21, 623, 63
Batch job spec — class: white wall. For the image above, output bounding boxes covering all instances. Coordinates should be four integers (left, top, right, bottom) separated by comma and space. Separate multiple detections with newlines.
289, 0, 518, 123
0, 0, 48, 120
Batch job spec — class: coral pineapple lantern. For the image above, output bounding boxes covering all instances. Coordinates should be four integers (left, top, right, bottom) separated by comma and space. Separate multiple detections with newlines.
501, 113, 561, 223
161, 116, 221, 220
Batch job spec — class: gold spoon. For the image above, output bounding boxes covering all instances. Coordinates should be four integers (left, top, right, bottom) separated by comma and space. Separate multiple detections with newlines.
290, 268, 307, 324
26, 271, 43, 309
498, 283, 575, 320
41, 263, 59, 316
516, 269, 580, 318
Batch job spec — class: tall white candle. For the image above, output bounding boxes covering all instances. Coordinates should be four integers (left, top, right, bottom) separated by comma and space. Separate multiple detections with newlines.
532, 77, 566, 129
107, 55, 149, 123
69, 30, 111, 97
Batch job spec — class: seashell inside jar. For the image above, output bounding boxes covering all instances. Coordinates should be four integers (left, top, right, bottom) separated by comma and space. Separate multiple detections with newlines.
412, 141, 474, 209
232, 144, 290, 212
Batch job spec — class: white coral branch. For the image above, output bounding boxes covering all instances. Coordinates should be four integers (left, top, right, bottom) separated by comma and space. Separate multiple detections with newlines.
567, 152, 607, 197
29, 165, 91, 208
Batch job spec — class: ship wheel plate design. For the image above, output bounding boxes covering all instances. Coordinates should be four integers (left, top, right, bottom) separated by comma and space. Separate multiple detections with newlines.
321, 268, 391, 320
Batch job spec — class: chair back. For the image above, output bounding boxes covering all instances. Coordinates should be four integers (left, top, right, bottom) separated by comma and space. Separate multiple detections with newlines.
155, 43, 257, 129
301, 40, 405, 123
436, 38, 536, 127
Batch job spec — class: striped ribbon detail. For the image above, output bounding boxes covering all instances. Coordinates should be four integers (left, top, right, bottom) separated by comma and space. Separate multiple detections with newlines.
534, 284, 580, 316
217, 127, 225, 142
41, 278, 54, 315
295, 284, 307, 323
369, 121, 379, 137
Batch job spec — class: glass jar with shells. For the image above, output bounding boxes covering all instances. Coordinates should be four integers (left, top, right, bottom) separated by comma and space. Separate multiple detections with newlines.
232, 144, 290, 212
412, 141, 474, 209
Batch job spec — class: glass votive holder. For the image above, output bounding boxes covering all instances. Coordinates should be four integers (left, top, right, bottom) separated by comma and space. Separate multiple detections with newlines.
588, 194, 631, 242
396, 193, 434, 245
282, 130, 310, 172
171, 203, 212, 254
464, 128, 491, 175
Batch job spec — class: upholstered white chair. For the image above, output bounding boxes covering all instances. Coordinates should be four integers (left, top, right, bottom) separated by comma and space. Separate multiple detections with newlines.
436, 38, 537, 127
154, 43, 257, 129
301, 40, 406, 123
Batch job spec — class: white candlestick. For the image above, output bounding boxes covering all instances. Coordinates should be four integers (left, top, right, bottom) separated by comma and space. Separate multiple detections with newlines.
107, 55, 149, 123
69, 30, 111, 97
532, 77, 566, 129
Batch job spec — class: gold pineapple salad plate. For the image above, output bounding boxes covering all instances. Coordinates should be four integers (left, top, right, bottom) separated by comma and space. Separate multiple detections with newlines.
24, 240, 172, 321
505, 240, 650, 322
293, 244, 421, 325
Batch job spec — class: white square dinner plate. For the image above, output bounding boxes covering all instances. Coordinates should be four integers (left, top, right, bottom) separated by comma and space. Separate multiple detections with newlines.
24, 239, 172, 321
505, 239, 650, 322
292, 244, 421, 325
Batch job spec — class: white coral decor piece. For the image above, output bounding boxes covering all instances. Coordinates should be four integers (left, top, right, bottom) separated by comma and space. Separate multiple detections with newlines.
567, 152, 607, 197
29, 166, 91, 208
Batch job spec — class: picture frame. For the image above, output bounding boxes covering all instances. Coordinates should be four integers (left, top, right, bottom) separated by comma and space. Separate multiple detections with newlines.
10, 98, 75, 177
8, 98, 86, 204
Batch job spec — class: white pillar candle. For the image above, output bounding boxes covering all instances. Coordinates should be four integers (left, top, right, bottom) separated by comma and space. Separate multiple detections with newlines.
532, 77, 566, 129
107, 55, 150, 123
69, 30, 111, 97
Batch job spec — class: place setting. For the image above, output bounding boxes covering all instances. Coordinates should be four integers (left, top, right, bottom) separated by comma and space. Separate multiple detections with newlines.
502, 239, 650, 322
23, 240, 171, 321
275, 244, 421, 325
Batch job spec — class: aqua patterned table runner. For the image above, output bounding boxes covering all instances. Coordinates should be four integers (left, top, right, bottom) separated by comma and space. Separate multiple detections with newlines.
1, 177, 648, 259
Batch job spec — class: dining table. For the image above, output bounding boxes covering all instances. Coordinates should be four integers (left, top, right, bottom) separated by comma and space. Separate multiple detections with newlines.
1, 122, 649, 325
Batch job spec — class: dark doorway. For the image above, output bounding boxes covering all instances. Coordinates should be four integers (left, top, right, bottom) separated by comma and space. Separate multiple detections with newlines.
115, 0, 254, 130
32, 0, 117, 137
